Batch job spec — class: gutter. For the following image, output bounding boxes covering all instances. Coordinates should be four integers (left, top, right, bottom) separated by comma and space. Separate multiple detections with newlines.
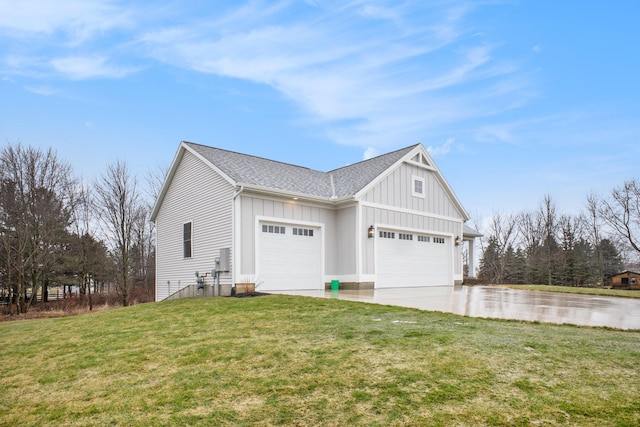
236, 182, 353, 205
233, 185, 244, 200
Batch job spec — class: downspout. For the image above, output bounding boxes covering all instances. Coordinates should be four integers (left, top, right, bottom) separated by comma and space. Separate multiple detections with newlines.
232, 185, 244, 294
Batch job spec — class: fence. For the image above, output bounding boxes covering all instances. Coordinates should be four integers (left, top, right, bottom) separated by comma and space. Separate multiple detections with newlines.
0, 289, 78, 305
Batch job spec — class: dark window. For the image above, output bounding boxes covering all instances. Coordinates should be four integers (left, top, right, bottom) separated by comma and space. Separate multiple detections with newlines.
183, 222, 192, 258
293, 227, 314, 237
263, 224, 286, 234
414, 179, 423, 194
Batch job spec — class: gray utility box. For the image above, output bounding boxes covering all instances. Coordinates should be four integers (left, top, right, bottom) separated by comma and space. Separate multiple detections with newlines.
219, 248, 230, 272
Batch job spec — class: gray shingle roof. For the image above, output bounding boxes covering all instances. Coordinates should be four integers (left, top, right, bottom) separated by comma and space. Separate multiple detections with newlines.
329, 145, 417, 197
184, 141, 417, 199
463, 224, 483, 238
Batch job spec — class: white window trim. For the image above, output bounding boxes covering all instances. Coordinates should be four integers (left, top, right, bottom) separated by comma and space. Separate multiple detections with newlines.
412, 175, 425, 198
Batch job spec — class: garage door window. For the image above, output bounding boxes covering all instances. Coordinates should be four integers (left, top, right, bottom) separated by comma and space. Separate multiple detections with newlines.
418, 235, 430, 242
262, 225, 286, 234
379, 231, 395, 239
399, 233, 413, 240
434, 237, 445, 244
293, 227, 314, 237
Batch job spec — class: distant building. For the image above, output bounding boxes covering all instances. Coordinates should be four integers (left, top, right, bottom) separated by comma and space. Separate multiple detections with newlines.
611, 271, 640, 289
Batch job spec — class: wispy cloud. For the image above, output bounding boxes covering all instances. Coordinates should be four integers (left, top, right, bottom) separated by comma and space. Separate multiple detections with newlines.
24, 85, 58, 96
0, 0, 133, 44
363, 147, 379, 160
427, 138, 455, 157
136, 1, 533, 151
0, 0, 536, 153
50, 55, 138, 80
0, 0, 135, 80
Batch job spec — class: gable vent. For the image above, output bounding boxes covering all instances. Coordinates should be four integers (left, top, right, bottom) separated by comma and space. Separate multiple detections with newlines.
411, 153, 430, 166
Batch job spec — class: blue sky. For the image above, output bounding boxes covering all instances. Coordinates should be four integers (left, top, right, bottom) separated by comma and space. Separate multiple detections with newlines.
1, 0, 639, 220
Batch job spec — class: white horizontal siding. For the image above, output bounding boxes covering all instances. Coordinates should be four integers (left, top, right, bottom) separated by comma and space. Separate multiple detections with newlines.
155, 150, 235, 301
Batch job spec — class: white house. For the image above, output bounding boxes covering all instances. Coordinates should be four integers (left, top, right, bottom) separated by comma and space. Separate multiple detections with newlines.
151, 141, 478, 301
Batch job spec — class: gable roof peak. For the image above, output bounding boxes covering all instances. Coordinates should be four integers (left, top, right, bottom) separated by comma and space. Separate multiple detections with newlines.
327, 143, 420, 174
182, 141, 315, 172
327, 144, 420, 197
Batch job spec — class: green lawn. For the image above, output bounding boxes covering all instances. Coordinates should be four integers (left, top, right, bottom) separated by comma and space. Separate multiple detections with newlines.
497, 284, 640, 299
1, 295, 639, 426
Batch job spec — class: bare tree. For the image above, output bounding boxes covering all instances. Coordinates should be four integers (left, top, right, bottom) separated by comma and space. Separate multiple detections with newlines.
133, 164, 167, 299
95, 160, 142, 307
585, 193, 607, 284
68, 182, 99, 309
145, 164, 168, 202
477, 212, 518, 284
557, 214, 586, 286
0, 143, 74, 313
131, 204, 154, 299
540, 195, 560, 285
592, 179, 640, 254
517, 211, 543, 256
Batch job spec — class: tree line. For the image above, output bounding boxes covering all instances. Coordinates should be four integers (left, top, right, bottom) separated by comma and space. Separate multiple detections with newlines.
476, 185, 640, 286
0, 142, 160, 315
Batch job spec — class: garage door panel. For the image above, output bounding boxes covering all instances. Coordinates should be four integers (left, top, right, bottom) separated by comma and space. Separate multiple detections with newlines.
376, 232, 451, 288
258, 223, 322, 291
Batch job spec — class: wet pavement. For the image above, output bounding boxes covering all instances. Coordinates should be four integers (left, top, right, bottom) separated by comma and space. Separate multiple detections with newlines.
272, 286, 640, 330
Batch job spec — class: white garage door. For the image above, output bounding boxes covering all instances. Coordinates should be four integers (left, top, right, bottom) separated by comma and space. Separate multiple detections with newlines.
257, 222, 322, 291
376, 230, 451, 288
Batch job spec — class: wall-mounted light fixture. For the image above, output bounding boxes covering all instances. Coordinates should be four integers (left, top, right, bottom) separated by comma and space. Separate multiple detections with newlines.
455, 236, 461, 246
368, 225, 375, 238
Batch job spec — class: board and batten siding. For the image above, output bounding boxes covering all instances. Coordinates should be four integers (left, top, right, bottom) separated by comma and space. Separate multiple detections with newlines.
362, 162, 462, 220
237, 193, 352, 281
333, 205, 357, 276
359, 161, 464, 279
155, 150, 235, 301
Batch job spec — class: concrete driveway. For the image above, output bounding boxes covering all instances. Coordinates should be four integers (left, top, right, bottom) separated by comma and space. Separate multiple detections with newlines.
271, 285, 640, 330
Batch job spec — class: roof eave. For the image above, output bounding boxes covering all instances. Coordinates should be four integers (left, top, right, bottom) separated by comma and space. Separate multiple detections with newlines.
238, 182, 352, 205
